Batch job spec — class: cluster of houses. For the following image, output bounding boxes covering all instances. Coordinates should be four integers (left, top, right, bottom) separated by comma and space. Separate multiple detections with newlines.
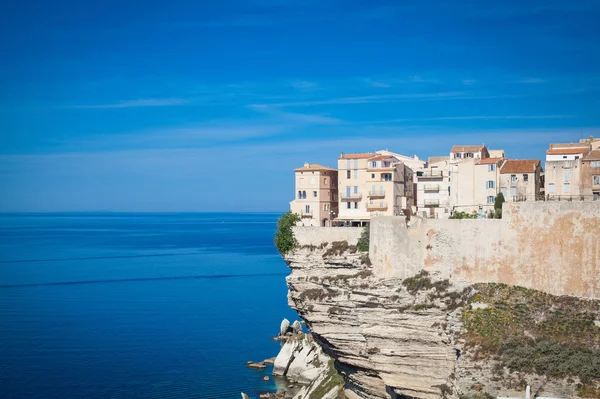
289, 137, 600, 226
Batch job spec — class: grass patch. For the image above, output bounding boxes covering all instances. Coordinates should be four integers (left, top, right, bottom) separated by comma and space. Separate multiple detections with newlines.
462, 283, 600, 385
308, 359, 345, 399
323, 241, 357, 257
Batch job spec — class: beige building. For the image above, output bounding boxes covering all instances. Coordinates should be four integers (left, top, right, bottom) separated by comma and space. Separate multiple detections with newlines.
474, 157, 505, 210
450, 144, 489, 161
499, 160, 542, 202
544, 144, 590, 199
581, 150, 600, 201
416, 156, 451, 218
289, 163, 338, 226
337, 152, 414, 225
447, 145, 499, 214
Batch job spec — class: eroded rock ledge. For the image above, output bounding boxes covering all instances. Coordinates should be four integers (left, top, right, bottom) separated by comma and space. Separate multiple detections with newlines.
284, 244, 600, 399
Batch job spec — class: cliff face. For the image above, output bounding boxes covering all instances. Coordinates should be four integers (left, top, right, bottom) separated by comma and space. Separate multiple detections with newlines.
284, 244, 600, 399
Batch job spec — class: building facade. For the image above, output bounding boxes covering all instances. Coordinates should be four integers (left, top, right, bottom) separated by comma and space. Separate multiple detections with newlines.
336, 152, 415, 225
581, 150, 600, 201
416, 157, 451, 218
289, 163, 338, 226
544, 144, 589, 199
474, 157, 505, 210
499, 160, 542, 202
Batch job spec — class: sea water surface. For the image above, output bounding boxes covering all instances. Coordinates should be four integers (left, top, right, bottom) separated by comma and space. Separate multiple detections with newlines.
0, 213, 298, 399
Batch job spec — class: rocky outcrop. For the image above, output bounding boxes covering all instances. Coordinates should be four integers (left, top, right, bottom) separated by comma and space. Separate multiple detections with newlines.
284, 245, 600, 399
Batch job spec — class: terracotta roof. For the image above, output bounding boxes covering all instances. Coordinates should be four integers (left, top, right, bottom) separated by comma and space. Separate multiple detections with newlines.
451, 145, 485, 153
369, 155, 392, 161
476, 157, 503, 165
546, 147, 589, 155
583, 150, 600, 161
294, 163, 337, 172
500, 159, 540, 174
339, 153, 375, 159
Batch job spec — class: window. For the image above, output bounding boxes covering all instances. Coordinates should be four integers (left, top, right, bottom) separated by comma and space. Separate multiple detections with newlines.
382, 173, 392, 181
456, 153, 462, 159
324, 178, 328, 185
564, 183, 570, 193
346, 170, 351, 179
305, 205, 310, 213
523, 174, 528, 182
311, 178, 315, 185
346, 160, 351, 169
592, 161, 600, 168
353, 159, 358, 169
510, 187, 517, 197
448, 170, 451, 176
448, 186, 451, 196
594, 192, 600, 201
501, 187, 507, 197
548, 183, 555, 193
302, 191, 306, 199
354, 170, 359, 179
487, 196, 495, 204
486, 180, 495, 189
354, 202, 359, 209
346, 202, 351, 209
371, 161, 377, 168
564, 168, 571, 182
465, 153, 473, 158
511, 175, 517, 184
353, 186, 358, 194
345, 186, 351, 197
313, 191, 317, 197
488, 164, 496, 172
324, 204, 329, 211
594, 176, 600, 185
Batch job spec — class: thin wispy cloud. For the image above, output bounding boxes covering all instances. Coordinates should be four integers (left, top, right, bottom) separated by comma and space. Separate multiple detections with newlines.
71, 98, 191, 109
254, 92, 520, 107
514, 78, 546, 84
363, 78, 392, 88
409, 75, 440, 84
248, 104, 342, 125
365, 115, 576, 123
289, 81, 321, 91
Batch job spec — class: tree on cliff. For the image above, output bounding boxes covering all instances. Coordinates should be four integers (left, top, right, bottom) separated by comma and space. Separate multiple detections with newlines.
494, 192, 505, 219
274, 212, 301, 255
357, 223, 370, 252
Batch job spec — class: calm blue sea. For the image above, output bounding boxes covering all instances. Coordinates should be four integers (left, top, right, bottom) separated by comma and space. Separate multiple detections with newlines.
0, 213, 297, 399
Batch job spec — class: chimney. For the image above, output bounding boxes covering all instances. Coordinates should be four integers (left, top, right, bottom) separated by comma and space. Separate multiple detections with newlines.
304, 162, 310, 168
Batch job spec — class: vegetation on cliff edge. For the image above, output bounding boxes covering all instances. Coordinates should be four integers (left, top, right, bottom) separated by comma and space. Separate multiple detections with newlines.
462, 283, 600, 394
356, 223, 370, 252
274, 212, 301, 255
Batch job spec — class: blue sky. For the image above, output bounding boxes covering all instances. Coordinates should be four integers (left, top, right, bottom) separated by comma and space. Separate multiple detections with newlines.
1, 0, 599, 211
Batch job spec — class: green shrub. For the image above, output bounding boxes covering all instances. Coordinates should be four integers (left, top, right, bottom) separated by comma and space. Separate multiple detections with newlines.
449, 211, 478, 219
274, 212, 301, 255
357, 223, 370, 252
494, 193, 505, 219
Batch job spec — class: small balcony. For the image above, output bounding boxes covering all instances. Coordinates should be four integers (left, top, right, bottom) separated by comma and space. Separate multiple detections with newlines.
424, 199, 440, 207
417, 171, 444, 180
367, 201, 388, 211
300, 211, 313, 218
423, 184, 440, 192
368, 190, 385, 198
341, 193, 362, 201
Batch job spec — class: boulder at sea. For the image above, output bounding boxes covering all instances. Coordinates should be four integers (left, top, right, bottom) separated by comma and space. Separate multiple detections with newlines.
291, 320, 302, 334
279, 318, 290, 336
